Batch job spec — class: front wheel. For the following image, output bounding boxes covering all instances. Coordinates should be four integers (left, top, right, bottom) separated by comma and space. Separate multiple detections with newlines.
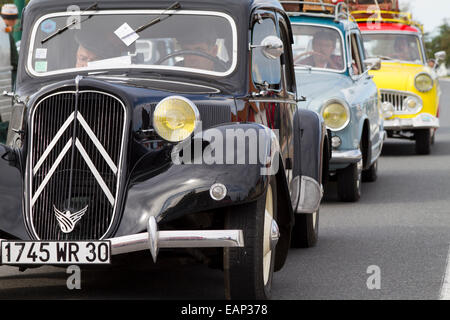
337, 159, 362, 202
415, 129, 431, 155
224, 176, 278, 300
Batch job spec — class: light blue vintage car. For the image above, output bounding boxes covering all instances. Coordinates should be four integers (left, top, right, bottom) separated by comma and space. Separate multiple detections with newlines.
284, 1, 386, 202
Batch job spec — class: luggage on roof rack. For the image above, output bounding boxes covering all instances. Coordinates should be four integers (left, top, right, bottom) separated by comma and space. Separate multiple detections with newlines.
280, 1, 350, 20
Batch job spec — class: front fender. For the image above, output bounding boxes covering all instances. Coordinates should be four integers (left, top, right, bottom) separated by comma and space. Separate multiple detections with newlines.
0, 144, 26, 239
115, 123, 280, 237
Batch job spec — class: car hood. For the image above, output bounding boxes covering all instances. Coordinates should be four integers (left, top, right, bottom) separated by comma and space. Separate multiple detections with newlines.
295, 70, 352, 111
369, 61, 433, 93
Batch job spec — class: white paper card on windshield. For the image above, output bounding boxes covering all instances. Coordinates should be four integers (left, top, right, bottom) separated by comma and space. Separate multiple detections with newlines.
35, 48, 47, 59
114, 23, 140, 47
88, 55, 132, 68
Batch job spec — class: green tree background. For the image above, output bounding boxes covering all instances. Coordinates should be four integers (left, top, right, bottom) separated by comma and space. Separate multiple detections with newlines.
425, 21, 450, 66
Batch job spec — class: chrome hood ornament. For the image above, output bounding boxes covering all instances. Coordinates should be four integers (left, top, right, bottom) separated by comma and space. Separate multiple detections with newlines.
53, 205, 88, 233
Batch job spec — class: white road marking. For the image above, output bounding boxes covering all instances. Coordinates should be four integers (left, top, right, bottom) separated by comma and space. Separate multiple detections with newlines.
440, 245, 450, 300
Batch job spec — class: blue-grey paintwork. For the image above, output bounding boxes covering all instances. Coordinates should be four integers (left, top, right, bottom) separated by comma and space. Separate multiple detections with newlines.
290, 15, 384, 171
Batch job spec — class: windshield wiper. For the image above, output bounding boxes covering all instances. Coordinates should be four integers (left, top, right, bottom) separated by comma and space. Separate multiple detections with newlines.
41, 2, 99, 44
131, 2, 181, 35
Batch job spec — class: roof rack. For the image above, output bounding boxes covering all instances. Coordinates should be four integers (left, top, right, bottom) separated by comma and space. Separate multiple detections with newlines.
280, 1, 351, 22
351, 10, 424, 33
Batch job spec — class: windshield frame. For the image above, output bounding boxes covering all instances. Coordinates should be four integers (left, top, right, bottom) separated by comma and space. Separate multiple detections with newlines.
291, 22, 347, 74
360, 31, 426, 65
27, 9, 238, 78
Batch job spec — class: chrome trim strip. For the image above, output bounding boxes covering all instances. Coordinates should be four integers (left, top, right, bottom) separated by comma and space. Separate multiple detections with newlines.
330, 149, 362, 164
384, 114, 440, 130
108, 230, 245, 257
77, 113, 118, 175
248, 99, 297, 104
28, 10, 238, 78
31, 138, 73, 206
75, 139, 115, 206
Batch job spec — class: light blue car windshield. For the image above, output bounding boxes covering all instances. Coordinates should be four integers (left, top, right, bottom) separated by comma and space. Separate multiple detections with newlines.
292, 24, 345, 72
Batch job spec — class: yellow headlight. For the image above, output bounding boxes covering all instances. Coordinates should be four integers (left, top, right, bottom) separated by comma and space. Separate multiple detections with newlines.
415, 73, 433, 93
322, 102, 350, 131
153, 96, 200, 142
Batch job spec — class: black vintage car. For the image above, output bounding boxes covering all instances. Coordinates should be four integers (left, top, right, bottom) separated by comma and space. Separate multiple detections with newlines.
0, 0, 329, 299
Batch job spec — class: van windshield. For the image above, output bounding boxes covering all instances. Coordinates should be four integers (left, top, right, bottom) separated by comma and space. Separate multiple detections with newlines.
28, 10, 236, 77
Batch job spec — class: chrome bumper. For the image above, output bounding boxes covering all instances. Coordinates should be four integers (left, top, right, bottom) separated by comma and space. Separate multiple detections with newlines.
109, 217, 244, 262
330, 149, 362, 164
0, 218, 244, 264
384, 113, 440, 130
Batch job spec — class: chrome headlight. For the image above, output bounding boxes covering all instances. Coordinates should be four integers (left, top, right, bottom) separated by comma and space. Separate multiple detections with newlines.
403, 96, 422, 113
415, 73, 433, 93
153, 96, 200, 142
321, 100, 350, 131
381, 102, 394, 119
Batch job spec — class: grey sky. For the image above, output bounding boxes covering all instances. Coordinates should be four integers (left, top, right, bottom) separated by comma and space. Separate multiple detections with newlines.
401, 0, 450, 34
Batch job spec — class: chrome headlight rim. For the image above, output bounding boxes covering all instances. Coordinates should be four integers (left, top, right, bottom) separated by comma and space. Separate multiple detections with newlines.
414, 72, 434, 93
152, 95, 201, 143
321, 99, 351, 132
402, 95, 423, 114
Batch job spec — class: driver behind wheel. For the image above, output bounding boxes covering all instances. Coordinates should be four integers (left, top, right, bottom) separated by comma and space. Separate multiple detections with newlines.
295, 30, 342, 70
176, 28, 225, 72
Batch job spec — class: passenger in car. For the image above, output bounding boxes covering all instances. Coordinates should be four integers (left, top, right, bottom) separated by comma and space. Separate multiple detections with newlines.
295, 31, 343, 70
74, 32, 131, 68
392, 37, 413, 61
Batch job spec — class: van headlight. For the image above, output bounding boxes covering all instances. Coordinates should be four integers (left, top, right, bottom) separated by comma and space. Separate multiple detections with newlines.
321, 100, 350, 131
415, 73, 433, 93
153, 96, 200, 142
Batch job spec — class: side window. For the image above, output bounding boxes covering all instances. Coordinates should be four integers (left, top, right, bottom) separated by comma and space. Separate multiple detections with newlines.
349, 33, 363, 76
278, 16, 295, 93
251, 13, 281, 88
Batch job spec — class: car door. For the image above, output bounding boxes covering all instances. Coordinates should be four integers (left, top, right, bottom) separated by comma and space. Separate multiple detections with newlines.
348, 29, 380, 159
248, 9, 293, 181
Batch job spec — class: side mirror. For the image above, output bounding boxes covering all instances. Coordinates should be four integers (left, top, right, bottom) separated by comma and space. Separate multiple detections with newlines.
364, 57, 381, 71
435, 51, 446, 62
251, 36, 284, 60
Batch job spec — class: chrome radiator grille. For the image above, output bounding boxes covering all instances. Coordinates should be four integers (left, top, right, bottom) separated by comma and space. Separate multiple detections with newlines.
380, 90, 408, 113
28, 91, 127, 240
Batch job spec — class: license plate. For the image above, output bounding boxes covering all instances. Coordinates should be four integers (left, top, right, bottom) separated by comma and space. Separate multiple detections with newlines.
0, 241, 111, 265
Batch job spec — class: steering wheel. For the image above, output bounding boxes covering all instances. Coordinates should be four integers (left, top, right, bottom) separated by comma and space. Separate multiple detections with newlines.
155, 50, 228, 71
294, 51, 338, 69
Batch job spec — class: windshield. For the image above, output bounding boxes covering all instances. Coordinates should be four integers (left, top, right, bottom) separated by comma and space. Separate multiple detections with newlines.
362, 33, 424, 64
291, 25, 345, 72
28, 10, 236, 77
